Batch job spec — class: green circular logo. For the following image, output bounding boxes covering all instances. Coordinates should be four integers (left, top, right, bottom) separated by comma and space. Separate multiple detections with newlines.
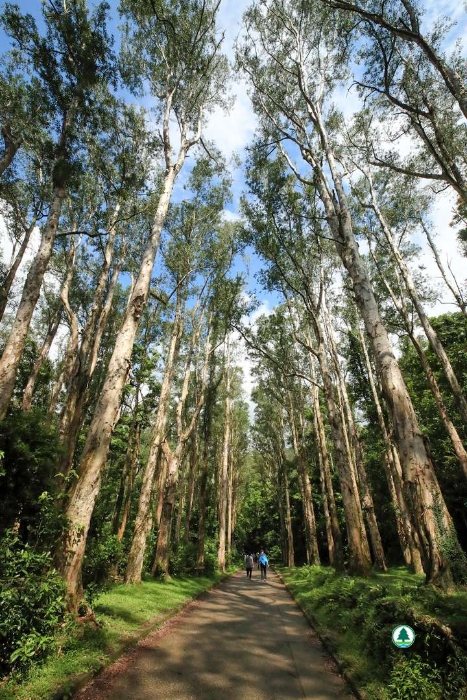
392, 625, 415, 649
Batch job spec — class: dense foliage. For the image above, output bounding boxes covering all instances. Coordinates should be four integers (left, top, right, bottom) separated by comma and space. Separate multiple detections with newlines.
281, 566, 467, 700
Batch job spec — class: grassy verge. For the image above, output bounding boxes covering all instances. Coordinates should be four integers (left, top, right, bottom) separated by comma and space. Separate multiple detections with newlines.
278, 565, 467, 700
0, 571, 228, 700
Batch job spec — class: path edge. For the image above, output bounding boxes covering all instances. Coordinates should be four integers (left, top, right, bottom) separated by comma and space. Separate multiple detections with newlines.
274, 569, 365, 700
51, 572, 233, 700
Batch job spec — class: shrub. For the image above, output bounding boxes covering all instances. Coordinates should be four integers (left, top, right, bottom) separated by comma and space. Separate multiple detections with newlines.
387, 656, 442, 700
82, 533, 124, 604
0, 531, 66, 677
0, 409, 63, 544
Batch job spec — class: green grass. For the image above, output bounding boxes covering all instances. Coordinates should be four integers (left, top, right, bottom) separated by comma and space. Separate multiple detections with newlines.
0, 572, 226, 700
278, 565, 467, 700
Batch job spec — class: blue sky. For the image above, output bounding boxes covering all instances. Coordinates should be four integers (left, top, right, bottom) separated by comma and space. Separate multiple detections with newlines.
1, 0, 466, 412
1, 0, 466, 320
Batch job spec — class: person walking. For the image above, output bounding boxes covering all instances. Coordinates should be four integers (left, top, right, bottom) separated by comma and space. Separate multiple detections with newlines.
259, 550, 269, 581
245, 553, 254, 579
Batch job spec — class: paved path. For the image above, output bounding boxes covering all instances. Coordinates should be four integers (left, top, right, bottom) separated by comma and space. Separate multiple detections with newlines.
76, 570, 353, 700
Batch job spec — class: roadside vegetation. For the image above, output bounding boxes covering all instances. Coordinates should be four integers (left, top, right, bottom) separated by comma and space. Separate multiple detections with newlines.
280, 566, 467, 700
0, 570, 228, 700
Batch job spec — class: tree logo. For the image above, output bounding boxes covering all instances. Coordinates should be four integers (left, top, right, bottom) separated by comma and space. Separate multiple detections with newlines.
392, 625, 415, 649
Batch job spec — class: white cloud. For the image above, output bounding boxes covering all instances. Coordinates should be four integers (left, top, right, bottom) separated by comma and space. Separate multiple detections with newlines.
222, 208, 242, 222
217, 0, 251, 61
0, 217, 42, 315
204, 79, 257, 159
411, 192, 466, 316
423, 0, 467, 39
228, 299, 275, 419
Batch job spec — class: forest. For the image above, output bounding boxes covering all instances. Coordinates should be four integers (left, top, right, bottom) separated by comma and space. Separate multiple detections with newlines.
1, 0, 467, 698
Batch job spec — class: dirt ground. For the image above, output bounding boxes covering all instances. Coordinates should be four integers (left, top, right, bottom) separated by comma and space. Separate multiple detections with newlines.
75, 570, 354, 700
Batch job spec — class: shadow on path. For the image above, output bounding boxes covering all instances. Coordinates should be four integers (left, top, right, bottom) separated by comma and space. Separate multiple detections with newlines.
76, 571, 354, 700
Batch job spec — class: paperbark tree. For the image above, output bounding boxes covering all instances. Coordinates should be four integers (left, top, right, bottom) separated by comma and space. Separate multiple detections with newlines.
58, 0, 228, 610
21, 303, 62, 412
196, 354, 221, 571
239, 0, 459, 588
279, 413, 295, 568
311, 372, 341, 568
356, 167, 467, 428
217, 338, 231, 573
242, 168, 371, 576
323, 293, 386, 570
183, 435, 198, 544
358, 327, 424, 573
152, 311, 213, 577
369, 247, 467, 481
0, 0, 115, 419
287, 389, 319, 565
125, 288, 185, 583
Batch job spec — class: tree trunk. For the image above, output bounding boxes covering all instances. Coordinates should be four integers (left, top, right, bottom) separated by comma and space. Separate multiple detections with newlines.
281, 453, 295, 567
227, 442, 233, 562
196, 369, 217, 571
58, 161, 182, 610
0, 219, 36, 323
59, 203, 122, 479
373, 249, 467, 481
21, 305, 62, 411
47, 330, 74, 421
217, 346, 231, 573
174, 455, 188, 546
310, 363, 344, 569
277, 471, 288, 566
152, 310, 212, 577
368, 174, 467, 427
196, 461, 209, 572
152, 443, 183, 577
155, 451, 168, 529
287, 393, 319, 565
359, 328, 424, 573
0, 185, 66, 419
184, 435, 198, 544
125, 291, 184, 584
308, 120, 457, 587
323, 298, 386, 570
316, 335, 371, 575
113, 418, 141, 542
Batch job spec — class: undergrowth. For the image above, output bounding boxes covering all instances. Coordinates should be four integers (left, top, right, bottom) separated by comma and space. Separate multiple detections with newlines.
279, 565, 467, 700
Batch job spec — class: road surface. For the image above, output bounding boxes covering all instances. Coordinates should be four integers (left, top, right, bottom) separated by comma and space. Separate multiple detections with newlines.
76, 570, 353, 700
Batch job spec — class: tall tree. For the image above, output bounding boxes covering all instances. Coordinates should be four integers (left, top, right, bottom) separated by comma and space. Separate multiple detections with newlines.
0, 0, 115, 419
57, 0, 229, 610
242, 165, 371, 576
238, 0, 460, 588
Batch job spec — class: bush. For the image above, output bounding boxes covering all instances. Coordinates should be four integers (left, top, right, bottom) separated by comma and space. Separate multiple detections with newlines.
82, 533, 124, 604
0, 409, 63, 544
0, 531, 66, 677
387, 657, 441, 700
